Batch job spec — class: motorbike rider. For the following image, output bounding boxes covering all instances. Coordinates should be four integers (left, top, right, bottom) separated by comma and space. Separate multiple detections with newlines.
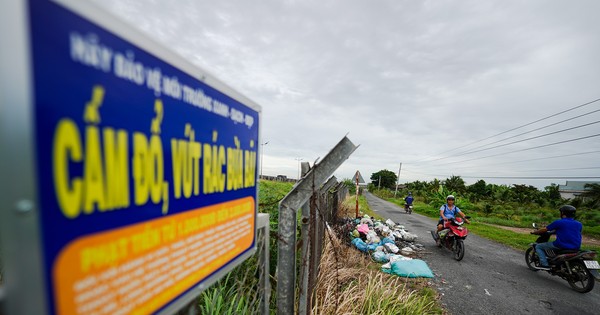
436, 195, 470, 237
404, 192, 414, 210
531, 205, 582, 270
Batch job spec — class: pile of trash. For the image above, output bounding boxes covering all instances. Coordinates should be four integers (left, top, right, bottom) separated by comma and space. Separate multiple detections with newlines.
343, 215, 433, 278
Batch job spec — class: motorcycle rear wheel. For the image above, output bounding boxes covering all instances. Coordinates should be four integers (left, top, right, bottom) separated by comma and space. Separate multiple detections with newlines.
567, 261, 595, 293
525, 247, 539, 271
453, 239, 465, 261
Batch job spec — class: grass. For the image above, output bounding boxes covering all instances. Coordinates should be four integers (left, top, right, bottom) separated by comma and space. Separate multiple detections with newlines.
312, 226, 443, 314
197, 271, 258, 315
343, 193, 384, 220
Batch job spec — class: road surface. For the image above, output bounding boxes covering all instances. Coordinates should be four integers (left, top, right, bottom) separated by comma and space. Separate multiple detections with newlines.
364, 191, 600, 315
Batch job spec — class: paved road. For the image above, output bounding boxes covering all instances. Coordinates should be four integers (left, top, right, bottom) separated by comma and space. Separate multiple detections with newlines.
364, 191, 600, 315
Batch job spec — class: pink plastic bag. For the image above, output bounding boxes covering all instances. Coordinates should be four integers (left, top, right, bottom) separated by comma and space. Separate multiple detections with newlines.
357, 224, 369, 234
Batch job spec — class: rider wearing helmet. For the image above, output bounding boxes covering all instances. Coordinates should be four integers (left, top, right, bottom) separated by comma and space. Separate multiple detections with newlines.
404, 192, 414, 208
436, 195, 470, 235
531, 205, 582, 270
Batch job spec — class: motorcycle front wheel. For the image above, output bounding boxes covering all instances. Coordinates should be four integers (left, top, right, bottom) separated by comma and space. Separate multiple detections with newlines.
567, 261, 595, 293
525, 247, 539, 271
453, 239, 465, 261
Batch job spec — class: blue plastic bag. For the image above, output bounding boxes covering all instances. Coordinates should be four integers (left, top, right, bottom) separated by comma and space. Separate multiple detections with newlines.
367, 244, 378, 251
382, 259, 434, 278
351, 238, 368, 252
381, 237, 395, 245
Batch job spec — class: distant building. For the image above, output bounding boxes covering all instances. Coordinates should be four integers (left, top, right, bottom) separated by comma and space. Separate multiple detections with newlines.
558, 181, 600, 199
259, 174, 297, 183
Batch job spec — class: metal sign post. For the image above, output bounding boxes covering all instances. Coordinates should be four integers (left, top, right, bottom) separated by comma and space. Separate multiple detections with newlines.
0, 0, 261, 314
355, 172, 360, 218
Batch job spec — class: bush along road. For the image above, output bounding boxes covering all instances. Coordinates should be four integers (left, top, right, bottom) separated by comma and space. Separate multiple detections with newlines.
364, 191, 600, 315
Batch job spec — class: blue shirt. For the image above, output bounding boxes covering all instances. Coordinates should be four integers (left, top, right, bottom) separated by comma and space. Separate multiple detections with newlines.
405, 196, 414, 204
547, 217, 582, 250
439, 204, 461, 220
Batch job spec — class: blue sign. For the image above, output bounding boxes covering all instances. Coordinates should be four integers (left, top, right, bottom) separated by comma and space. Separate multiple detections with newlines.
27, 0, 260, 314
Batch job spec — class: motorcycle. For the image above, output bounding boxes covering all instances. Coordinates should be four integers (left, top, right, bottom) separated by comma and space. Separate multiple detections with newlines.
430, 216, 471, 261
525, 223, 600, 293
404, 204, 413, 214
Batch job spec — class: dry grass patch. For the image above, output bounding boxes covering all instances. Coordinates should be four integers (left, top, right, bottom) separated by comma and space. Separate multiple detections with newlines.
312, 225, 443, 315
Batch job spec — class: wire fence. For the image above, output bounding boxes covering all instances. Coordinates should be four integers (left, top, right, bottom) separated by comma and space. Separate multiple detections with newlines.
298, 175, 349, 314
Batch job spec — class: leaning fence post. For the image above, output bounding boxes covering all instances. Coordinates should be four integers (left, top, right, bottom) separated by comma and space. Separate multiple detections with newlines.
276, 136, 358, 315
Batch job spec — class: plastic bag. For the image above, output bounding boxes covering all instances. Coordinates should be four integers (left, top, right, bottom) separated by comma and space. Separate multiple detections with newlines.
381, 237, 395, 245
385, 218, 396, 228
372, 251, 390, 263
382, 259, 434, 278
389, 254, 412, 263
366, 231, 380, 244
360, 217, 373, 226
401, 247, 414, 256
351, 238, 368, 252
357, 224, 369, 234
395, 230, 418, 242
384, 243, 400, 254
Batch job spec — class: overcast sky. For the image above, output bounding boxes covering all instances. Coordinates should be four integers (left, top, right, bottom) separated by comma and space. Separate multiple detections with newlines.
91, 0, 600, 189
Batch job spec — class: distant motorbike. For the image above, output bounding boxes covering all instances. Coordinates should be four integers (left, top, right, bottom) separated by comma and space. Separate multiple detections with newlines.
525, 223, 600, 293
430, 216, 470, 261
404, 204, 413, 214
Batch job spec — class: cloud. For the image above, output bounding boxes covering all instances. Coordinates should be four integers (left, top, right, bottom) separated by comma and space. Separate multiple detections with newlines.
92, 0, 600, 187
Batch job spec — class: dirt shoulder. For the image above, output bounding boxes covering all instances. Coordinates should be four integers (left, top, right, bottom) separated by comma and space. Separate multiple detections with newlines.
481, 223, 600, 247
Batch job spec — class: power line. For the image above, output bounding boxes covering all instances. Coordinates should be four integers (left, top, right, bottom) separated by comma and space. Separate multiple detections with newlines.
433, 150, 600, 169
514, 166, 600, 172
454, 97, 600, 149
430, 133, 600, 166
453, 108, 600, 156
413, 97, 600, 163
458, 176, 600, 179
451, 120, 600, 158
404, 166, 600, 176
400, 169, 600, 180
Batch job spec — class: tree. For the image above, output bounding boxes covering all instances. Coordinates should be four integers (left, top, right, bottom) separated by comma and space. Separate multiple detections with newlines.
511, 184, 540, 204
467, 179, 488, 202
370, 169, 397, 190
544, 183, 562, 207
342, 178, 357, 195
444, 175, 466, 195
580, 183, 600, 208
492, 184, 513, 202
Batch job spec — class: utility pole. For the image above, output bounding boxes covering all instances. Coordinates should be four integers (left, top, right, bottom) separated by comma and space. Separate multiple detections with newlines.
260, 141, 269, 179
394, 163, 402, 197
378, 176, 381, 190
295, 157, 303, 180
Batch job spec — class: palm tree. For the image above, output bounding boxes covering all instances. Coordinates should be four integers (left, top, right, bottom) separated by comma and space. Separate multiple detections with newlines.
444, 175, 466, 195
